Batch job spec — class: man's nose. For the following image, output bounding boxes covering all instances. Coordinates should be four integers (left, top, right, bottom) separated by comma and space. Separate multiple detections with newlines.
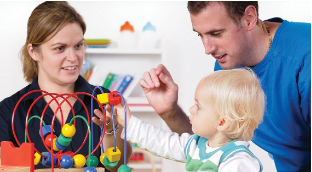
203, 37, 216, 55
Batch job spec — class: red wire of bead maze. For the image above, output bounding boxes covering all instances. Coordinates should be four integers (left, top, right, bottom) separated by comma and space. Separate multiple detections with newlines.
2, 90, 109, 172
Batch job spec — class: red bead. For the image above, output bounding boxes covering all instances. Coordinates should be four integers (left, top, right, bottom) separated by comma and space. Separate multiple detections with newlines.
108, 91, 122, 105
45, 134, 57, 147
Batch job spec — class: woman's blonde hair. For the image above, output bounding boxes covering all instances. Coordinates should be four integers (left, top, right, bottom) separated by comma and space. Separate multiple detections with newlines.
20, 1, 86, 83
198, 68, 265, 141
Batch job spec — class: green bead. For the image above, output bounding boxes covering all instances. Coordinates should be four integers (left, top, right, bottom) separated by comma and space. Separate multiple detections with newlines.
86, 156, 99, 167
103, 156, 119, 169
57, 133, 72, 147
117, 165, 132, 172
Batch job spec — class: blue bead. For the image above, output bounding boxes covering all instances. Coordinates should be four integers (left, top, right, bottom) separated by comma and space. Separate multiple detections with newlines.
83, 166, 97, 172
39, 125, 54, 138
60, 155, 73, 169
55, 137, 67, 150
41, 152, 57, 167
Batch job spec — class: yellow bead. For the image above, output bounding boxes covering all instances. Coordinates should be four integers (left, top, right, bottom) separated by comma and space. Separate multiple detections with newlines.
52, 138, 60, 151
107, 147, 121, 162
100, 152, 107, 165
73, 154, 86, 168
62, 123, 76, 138
34, 152, 41, 165
97, 93, 109, 105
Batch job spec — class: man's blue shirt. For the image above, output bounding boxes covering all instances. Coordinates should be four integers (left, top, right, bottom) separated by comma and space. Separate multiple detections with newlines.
215, 18, 311, 171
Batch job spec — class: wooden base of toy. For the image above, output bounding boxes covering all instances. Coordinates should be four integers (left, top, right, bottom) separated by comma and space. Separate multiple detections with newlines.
35, 168, 105, 172
0, 165, 104, 172
0, 165, 31, 172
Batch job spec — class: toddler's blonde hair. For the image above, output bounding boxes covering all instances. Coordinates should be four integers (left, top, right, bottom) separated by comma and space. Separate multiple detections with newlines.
197, 68, 265, 141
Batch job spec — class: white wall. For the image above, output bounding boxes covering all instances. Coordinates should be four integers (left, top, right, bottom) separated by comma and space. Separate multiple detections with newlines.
0, 1, 310, 172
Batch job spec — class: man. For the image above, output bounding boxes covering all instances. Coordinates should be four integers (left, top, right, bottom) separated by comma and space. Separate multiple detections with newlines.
139, 1, 311, 172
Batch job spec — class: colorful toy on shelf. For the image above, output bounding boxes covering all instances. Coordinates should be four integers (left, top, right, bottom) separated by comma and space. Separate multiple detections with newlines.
119, 21, 136, 49
139, 21, 158, 50
0, 87, 131, 172
85, 39, 111, 48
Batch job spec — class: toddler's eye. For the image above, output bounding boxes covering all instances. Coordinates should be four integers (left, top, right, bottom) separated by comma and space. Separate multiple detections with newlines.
196, 104, 200, 110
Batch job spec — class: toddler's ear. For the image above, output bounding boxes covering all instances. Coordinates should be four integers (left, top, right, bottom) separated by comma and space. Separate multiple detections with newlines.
216, 117, 230, 131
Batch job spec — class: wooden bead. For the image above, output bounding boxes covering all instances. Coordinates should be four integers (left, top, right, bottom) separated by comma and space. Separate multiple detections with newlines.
60, 155, 73, 169
52, 138, 60, 151
34, 152, 41, 165
103, 156, 118, 169
55, 138, 67, 150
107, 147, 121, 162
86, 155, 99, 167
73, 154, 86, 168
100, 153, 107, 165
84, 166, 97, 172
117, 165, 132, 172
97, 93, 109, 105
39, 125, 54, 138
108, 91, 122, 105
41, 152, 57, 167
62, 123, 76, 138
57, 133, 72, 147
44, 134, 57, 147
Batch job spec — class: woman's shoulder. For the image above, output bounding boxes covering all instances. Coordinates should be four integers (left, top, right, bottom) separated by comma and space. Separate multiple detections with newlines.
0, 84, 32, 107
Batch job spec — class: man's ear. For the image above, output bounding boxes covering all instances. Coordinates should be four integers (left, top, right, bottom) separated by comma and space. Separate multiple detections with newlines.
241, 5, 258, 31
27, 43, 39, 61
216, 117, 230, 131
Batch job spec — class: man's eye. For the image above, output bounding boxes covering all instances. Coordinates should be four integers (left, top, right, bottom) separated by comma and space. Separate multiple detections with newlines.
212, 32, 221, 36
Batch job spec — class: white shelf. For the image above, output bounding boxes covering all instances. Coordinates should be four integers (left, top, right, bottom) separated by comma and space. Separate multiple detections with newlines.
86, 48, 162, 55
129, 106, 155, 112
128, 163, 162, 169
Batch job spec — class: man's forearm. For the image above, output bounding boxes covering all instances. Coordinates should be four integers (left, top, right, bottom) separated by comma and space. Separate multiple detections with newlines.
160, 104, 193, 135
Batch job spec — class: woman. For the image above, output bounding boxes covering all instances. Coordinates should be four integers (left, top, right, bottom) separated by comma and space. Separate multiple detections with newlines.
0, 1, 132, 171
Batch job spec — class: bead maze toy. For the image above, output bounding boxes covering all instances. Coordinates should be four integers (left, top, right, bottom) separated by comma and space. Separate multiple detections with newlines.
0, 87, 131, 172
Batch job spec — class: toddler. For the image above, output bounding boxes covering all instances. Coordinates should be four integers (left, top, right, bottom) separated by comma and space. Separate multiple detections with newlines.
107, 68, 264, 172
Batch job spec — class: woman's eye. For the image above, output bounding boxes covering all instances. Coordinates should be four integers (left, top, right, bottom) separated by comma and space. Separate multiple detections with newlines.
75, 43, 84, 49
56, 46, 65, 51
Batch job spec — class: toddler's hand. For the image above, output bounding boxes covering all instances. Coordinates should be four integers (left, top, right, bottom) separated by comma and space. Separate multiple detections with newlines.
105, 103, 131, 128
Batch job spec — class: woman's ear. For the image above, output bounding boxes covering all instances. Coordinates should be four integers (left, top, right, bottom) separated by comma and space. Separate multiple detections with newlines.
241, 5, 258, 31
216, 117, 230, 131
27, 43, 38, 61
